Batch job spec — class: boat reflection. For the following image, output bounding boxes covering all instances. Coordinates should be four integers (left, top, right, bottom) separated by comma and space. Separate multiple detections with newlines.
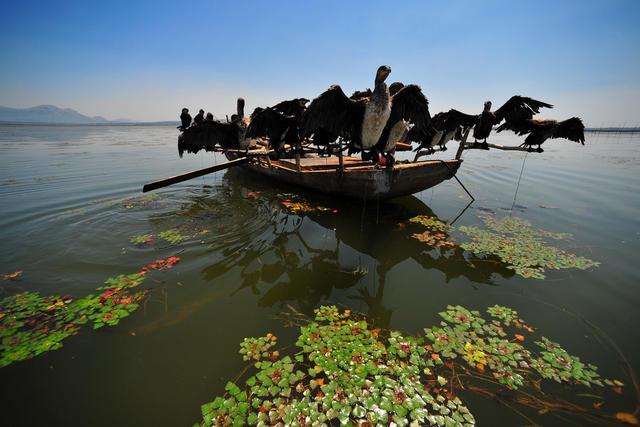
144, 169, 514, 331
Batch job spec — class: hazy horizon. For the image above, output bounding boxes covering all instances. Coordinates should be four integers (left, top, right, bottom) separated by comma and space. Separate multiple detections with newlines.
1, 0, 639, 127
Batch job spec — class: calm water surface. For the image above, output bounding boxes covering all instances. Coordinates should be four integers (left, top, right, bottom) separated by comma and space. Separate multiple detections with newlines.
0, 124, 639, 426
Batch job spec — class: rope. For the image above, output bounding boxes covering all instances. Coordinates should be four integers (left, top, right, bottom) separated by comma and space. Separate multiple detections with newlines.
510, 151, 529, 214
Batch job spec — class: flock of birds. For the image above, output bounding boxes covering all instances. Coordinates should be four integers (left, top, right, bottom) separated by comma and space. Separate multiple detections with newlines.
178, 65, 586, 164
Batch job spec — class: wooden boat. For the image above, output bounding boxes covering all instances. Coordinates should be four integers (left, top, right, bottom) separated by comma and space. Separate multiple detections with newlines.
225, 151, 462, 200
147, 131, 518, 199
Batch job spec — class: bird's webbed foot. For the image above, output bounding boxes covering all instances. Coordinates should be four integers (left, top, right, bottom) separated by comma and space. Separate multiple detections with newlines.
481, 141, 489, 150
440, 145, 448, 151
536, 146, 544, 153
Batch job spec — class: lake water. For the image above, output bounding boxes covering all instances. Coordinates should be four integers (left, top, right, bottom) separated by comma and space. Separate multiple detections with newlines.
0, 124, 638, 426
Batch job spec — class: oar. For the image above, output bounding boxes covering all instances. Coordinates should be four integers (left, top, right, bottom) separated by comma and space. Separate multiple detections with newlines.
142, 157, 249, 192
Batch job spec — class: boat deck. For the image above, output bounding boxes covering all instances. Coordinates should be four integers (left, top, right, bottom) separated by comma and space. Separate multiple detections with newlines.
276, 155, 370, 171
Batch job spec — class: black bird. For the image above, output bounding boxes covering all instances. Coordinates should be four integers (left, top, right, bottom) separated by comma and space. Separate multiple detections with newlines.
246, 98, 310, 154
412, 109, 478, 155
308, 89, 374, 154
178, 98, 250, 156
193, 109, 205, 126
496, 117, 585, 152
179, 108, 191, 131
472, 96, 553, 147
301, 66, 431, 163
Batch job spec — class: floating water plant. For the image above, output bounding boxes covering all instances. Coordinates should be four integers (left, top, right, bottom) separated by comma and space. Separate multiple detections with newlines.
239, 334, 279, 362
130, 227, 208, 247
0, 256, 180, 368
1, 271, 23, 281
130, 234, 154, 245
458, 214, 599, 279
123, 193, 160, 209
159, 228, 185, 244
198, 305, 625, 426
408, 215, 455, 248
277, 193, 338, 215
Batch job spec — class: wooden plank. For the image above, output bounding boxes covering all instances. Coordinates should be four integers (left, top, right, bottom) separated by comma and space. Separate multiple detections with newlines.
142, 157, 249, 192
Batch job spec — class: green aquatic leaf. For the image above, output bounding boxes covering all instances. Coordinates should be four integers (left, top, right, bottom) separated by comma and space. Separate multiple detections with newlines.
459, 214, 599, 279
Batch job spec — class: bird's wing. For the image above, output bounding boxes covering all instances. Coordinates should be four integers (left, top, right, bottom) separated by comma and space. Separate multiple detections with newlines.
446, 109, 479, 128
247, 108, 294, 138
301, 85, 365, 140
389, 84, 432, 131
552, 117, 585, 144
203, 121, 239, 148
271, 99, 308, 118
431, 111, 448, 129
494, 96, 553, 123
178, 120, 238, 150
495, 118, 540, 135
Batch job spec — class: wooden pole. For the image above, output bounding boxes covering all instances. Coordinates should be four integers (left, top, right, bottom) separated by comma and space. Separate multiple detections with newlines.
455, 128, 471, 160
142, 157, 249, 192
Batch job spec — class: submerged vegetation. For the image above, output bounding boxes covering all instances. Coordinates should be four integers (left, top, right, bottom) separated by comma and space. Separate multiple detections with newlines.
198, 305, 626, 426
0, 257, 180, 368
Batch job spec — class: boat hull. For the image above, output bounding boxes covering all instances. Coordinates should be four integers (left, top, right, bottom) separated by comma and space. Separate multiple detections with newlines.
228, 154, 462, 200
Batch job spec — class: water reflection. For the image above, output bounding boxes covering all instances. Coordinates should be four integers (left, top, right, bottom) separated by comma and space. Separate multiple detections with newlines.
151, 169, 515, 329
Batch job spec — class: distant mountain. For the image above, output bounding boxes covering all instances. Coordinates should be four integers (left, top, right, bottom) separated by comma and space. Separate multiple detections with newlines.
0, 105, 130, 124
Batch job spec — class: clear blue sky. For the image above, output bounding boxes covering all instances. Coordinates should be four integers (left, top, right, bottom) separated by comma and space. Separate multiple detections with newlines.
1, 0, 639, 125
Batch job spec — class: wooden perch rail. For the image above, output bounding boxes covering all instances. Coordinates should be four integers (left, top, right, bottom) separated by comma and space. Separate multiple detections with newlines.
462, 142, 536, 152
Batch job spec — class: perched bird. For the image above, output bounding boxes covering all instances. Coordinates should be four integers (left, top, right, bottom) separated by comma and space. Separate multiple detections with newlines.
302, 66, 432, 165
193, 109, 205, 125
246, 98, 310, 154
412, 109, 477, 155
178, 108, 191, 131
178, 98, 250, 156
496, 117, 585, 152
472, 96, 553, 147
309, 89, 374, 154
373, 81, 433, 164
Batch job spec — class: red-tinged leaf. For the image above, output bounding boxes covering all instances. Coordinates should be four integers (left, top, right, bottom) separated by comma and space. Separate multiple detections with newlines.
515, 334, 525, 342
1, 270, 23, 280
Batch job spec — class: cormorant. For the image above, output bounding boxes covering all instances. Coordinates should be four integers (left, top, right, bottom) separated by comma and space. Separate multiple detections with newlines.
179, 108, 191, 131
301, 66, 432, 164
193, 109, 205, 126
472, 96, 552, 147
246, 98, 310, 155
412, 109, 477, 155
496, 117, 585, 152
178, 98, 250, 156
